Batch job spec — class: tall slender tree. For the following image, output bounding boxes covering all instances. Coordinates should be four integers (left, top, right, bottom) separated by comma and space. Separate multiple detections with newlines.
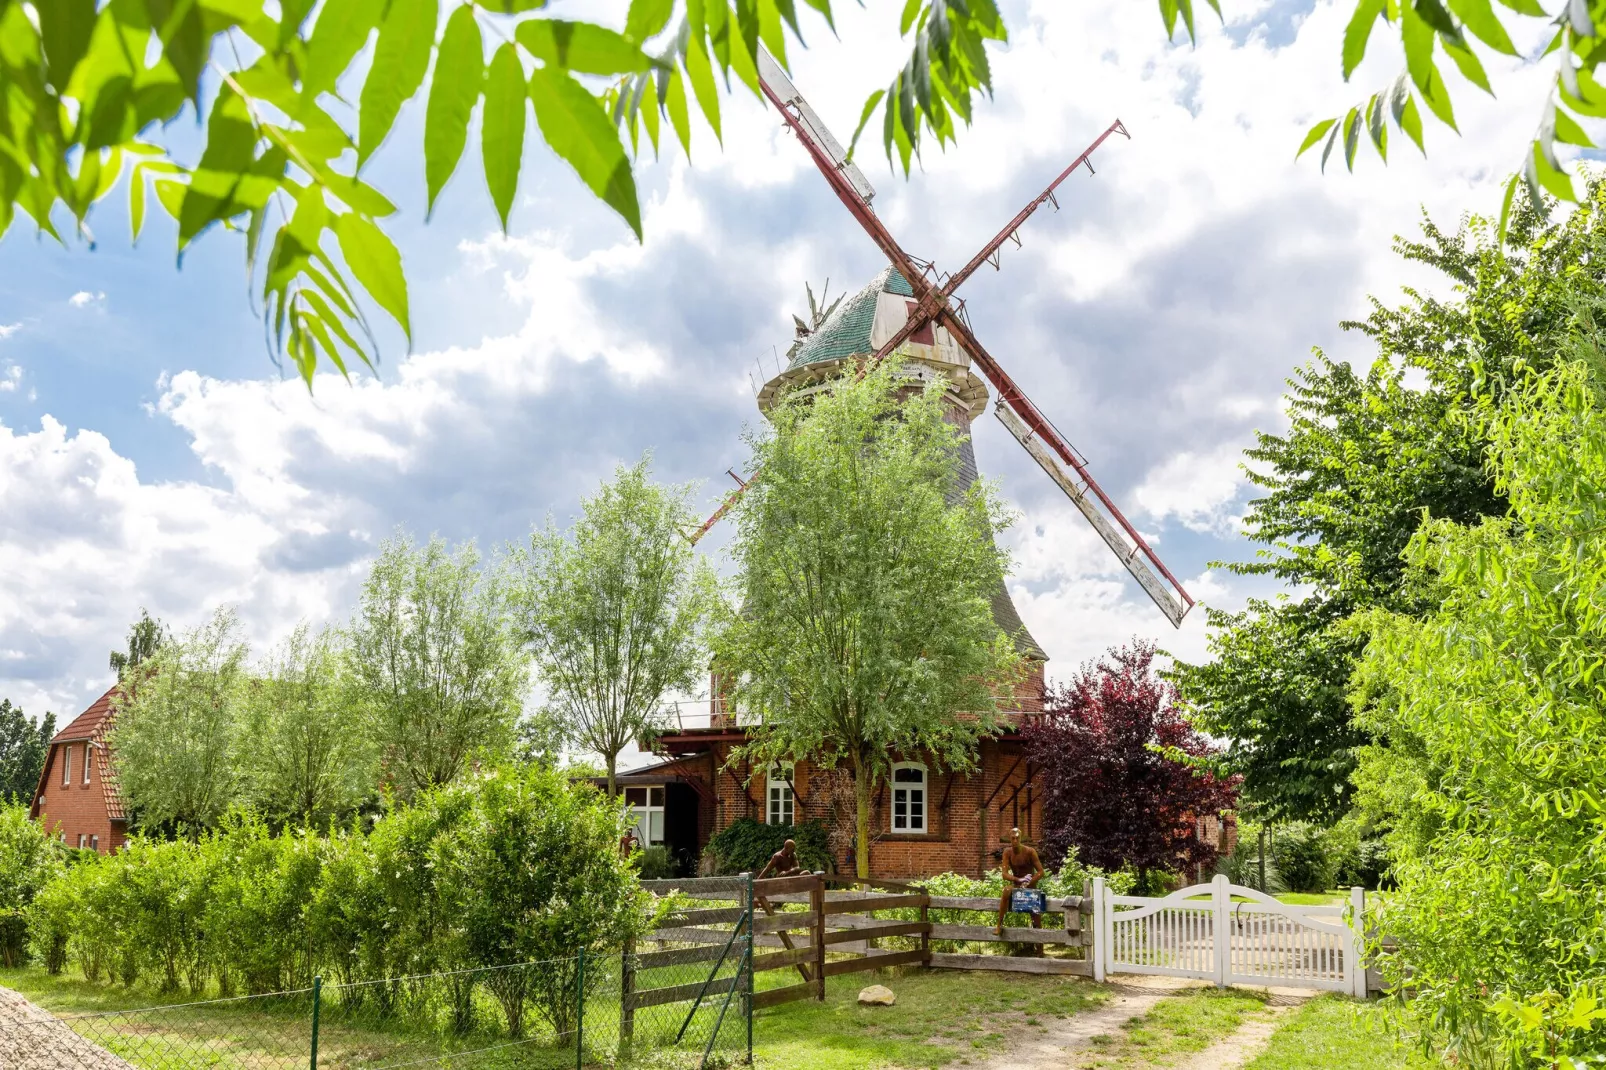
348, 534, 527, 799
513, 456, 715, 795
714, 360, 1024, 879
111, 607, 248, 831
109, 609, 169, 676
0, 700, 53, 804
239, 624, 377, 826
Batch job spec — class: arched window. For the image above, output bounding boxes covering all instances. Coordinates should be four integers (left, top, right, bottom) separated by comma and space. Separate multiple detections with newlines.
767, 764, 795, 826
891, 763, 927, 834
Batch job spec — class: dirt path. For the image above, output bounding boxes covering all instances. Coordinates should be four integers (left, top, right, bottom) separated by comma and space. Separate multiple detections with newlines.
0, 985, 135, 1070
973, 976, 1202, 1069
1168, 995, 1308, 1070
972, 978, 1312, 1070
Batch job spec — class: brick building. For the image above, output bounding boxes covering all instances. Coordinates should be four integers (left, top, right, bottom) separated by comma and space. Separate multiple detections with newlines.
628, 267, 1053, 880
29, 684, 128, 853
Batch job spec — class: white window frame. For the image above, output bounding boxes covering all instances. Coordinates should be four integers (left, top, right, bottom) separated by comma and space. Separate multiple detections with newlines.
624, 786, 666, 846
890, 762, 928, 835
766, 765, 795, 826
83, 744, 92, 785
61, 746, 71, 787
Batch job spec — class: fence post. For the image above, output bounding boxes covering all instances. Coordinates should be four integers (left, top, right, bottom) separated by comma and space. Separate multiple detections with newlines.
1090, 878, 1106, 982
1349, 886, 1366, 998
575, 946, 585, 1070
620, 934, 635, 1050
810, 874, 826, 1001
746, 873, 755, 1064
309, 975, 321, 1070
918, 887, 931, 966
1212, 874, 1230, 988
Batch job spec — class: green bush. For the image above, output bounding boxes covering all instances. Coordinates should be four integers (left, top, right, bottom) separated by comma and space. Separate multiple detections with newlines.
20, 764, 649, 1016
706, 817, 830, 874
1267, 823, 1339, 894
1335, 838, 1392, 891
0, 802, 63, 967
636, 845, 674, 880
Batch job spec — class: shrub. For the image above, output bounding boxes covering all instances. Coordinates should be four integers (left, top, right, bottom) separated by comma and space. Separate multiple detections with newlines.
0, 803, 63, 966
1267, 822, 1338, 894
1335, 838, 1392, 891
636, 845, 673, 880
706, 817, 830, 874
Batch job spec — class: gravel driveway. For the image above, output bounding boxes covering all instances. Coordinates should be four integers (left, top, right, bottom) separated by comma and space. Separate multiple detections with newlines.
0, 985, 134, 1070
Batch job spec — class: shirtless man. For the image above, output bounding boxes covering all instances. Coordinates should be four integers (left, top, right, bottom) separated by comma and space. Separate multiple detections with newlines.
995, 827, 1045, 936
757, 838, 803, 880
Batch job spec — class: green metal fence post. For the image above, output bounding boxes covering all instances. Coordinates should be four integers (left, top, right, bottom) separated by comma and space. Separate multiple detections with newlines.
309, 975, 322, 1070
575, 946, 585, 1070
746, 873, 754, 1064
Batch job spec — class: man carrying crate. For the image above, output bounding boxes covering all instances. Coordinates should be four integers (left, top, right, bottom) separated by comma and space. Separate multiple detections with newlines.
995, 827, 1046, 936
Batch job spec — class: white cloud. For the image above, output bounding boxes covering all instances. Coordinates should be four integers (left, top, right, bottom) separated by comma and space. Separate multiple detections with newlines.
0, 366, 20, 393
0, 0, 1562, 713
0, 323, 18, 339
1133, 445, 1249, 535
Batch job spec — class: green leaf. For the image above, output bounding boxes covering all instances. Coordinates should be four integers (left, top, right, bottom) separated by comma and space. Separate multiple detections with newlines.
357, 0, 439, 166
848, 88, 887, 161
625, 0, 675, 43
515, 20, 654, 75
899, 0, 922, 35
302, 0, 384, 103
1343, 106, 1362, 171
482, 42, 527, 232
1367, 93, 1389, 159
335, 212, 411, 340
1553, 105, 1594, 146
1343, 0, 1387, 80
1400, 93, 1426, 152
1494, 0, 1544, 13
1446, 0, 1518, 54
1496, 171, 1519, 246
474, 0, 548, 11
665, 66, 692, 155
1401, 1, 1438, 92
684, 40, 722, 144
640, 72, 661, 155
1320, 119, 1342, 172
1296, 117, 1338, 158
1442, 35, 1491, 93
1412, 0, 1459, 37
1529, 139, 1576, 202
425, 4, 484, 215
38, 0, 97, 94
528, 66, 642, 239
178, 84, 260, 248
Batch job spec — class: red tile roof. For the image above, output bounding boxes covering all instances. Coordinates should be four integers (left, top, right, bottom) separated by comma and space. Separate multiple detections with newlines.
33, 683, 128, 822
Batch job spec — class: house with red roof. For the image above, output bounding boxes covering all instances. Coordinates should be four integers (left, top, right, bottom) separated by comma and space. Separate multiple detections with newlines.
29, 684, 128, 853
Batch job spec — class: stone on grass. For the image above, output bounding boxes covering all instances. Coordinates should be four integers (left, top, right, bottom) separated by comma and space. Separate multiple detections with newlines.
858, 984, 896, 1006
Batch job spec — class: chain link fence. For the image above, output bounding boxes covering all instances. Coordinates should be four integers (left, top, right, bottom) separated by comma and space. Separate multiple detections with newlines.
7, 923, 755, 1070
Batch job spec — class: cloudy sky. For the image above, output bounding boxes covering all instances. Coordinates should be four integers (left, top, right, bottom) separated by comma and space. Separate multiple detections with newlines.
0, 0, 1557, 723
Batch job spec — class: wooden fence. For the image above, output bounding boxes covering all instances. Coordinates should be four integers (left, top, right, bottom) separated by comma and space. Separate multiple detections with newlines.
634, 873, 1097, 1014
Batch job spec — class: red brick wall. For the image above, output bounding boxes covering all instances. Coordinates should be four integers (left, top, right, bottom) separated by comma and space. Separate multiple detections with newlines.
33, 742, 124, 853
678, 733, 1045, 880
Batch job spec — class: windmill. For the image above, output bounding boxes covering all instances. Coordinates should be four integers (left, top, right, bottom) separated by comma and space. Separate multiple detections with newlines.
693, 50, 1194, 629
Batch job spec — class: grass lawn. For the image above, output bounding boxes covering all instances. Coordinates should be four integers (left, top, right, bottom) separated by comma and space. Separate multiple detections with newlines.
752, 967, 1108, 1070
1244, 996, 1441, 1070
1070, 987, 1270, 1069
1275, 892, 1348, 907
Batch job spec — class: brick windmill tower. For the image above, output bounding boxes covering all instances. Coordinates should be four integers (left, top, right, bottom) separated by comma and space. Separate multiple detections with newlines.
755, 266, 1049, 685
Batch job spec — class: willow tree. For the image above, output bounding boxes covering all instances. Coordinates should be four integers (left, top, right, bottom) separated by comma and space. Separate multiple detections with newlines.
714, 360, 1023, 878
514, 456, 715, 795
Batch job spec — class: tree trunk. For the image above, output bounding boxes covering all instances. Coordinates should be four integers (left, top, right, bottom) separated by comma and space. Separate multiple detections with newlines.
853, 755, 871, 880
607, 752, 617, 796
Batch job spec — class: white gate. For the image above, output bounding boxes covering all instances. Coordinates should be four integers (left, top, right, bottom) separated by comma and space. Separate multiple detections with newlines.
1091, 874, 1365, 996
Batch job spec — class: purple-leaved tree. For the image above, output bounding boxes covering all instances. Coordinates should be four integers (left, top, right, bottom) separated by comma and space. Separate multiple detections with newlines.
1024, 642, 1237, 891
